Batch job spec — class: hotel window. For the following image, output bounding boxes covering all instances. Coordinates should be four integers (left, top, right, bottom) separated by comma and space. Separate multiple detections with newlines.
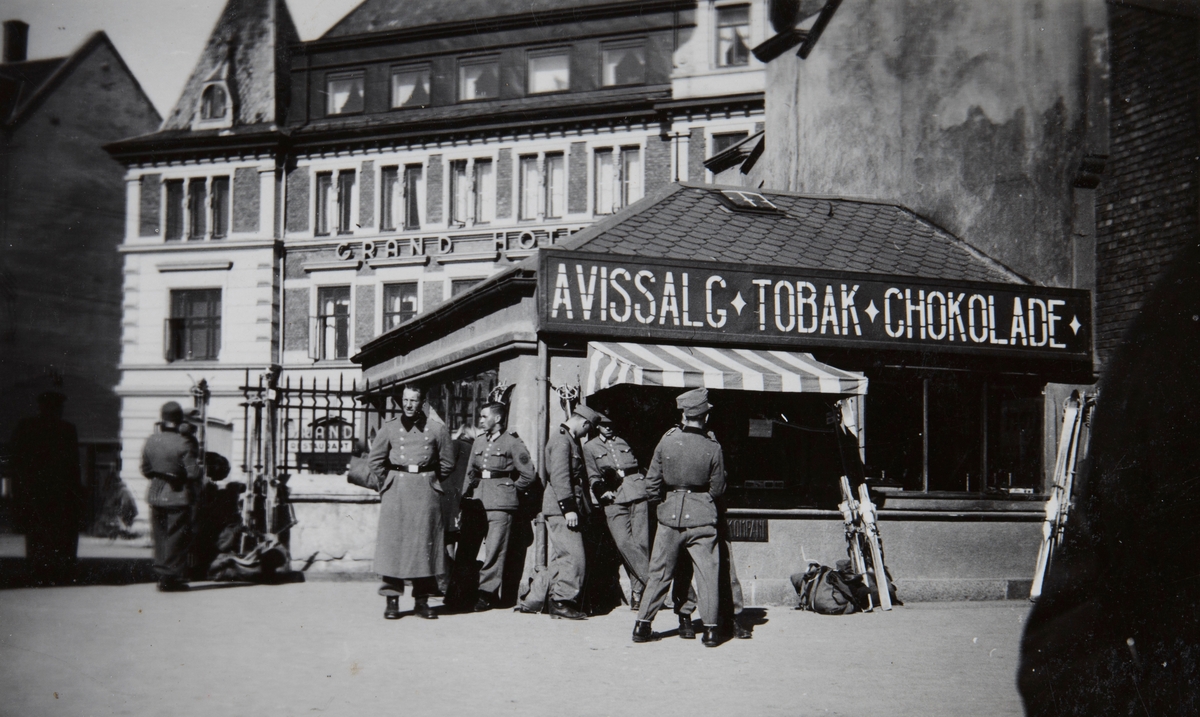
391, 65, 431, 109
544, 153, 565, 218
164, 179, 185, 241
451, 278, 483, 297
519, 155, 540, 220
459, 57, 499, 101
717, 5, 751, 67
450, 159, 494, 225
166, 289, 221, 362
326, 71, 365, 115
602, 41, 646, 86
528, 50, 569, 94
383, 282, 419, 330
316, 286, 351, 361
336, 170, 356, 234
594, 147, 642, 214
711, 131, 750, 156
381, 165, 423, 231
315, 172, 333, 235
187, 178, 207, 239
211, 176, 230, 238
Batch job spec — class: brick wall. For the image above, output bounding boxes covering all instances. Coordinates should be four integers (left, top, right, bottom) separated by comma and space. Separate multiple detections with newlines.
355, 283, 375, 350
688, 128, 707, 182
232, 167, 260, 233
1096, 5, 1199, 367
359, 160, 375, 229
497, 148, 513, 219
139, 174, 161, 236
427, 155, 444, 224
644, 133, 671, 195
569, 142, 588, 213
286, 167, 310, 233
283, 287, 309, 352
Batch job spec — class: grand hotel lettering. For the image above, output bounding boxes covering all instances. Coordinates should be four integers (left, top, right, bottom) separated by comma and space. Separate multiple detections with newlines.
537, 251, 1092, 359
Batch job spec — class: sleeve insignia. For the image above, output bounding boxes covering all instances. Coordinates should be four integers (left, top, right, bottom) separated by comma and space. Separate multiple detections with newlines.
518, 452, 531, 465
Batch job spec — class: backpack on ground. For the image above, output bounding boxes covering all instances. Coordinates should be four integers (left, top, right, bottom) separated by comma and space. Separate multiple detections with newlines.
791, 562, 867, 615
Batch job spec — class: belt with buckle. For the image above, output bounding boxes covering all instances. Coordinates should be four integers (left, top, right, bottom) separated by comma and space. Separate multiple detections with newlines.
616, 468, 640, 478
392, 463, 432, 474
668, 485, 709, 493
481, 469, 512, 479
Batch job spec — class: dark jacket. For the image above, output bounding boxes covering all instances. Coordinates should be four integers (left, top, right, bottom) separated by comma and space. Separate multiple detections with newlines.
542, 424, 585, 516
141, 428, 204, 509
9, 414, 83, 528
645, 426, 726, 529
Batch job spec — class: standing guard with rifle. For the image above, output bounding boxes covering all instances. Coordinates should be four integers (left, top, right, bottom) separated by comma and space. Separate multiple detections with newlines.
141, 401, 204, 592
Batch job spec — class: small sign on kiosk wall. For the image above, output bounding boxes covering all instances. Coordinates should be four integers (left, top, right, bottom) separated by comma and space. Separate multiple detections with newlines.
726, 517, 769, 542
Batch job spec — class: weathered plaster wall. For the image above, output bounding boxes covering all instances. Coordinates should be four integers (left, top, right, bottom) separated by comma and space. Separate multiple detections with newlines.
758, 0, 1108, 288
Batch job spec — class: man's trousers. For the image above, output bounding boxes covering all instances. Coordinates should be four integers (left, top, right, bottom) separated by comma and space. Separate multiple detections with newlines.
603, 499, 650, 597
637, 523, 719, 626
546, 514, 586, 603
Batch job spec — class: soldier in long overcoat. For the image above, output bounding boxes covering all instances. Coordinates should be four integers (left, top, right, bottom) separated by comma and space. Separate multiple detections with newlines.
10, 391, 83, 586
369, 385, 456, 620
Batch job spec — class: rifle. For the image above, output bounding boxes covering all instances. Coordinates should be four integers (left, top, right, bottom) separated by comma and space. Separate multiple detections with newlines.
838, 475, 874, 612
857, 482, 892, 611
1030, 391, 1095, 600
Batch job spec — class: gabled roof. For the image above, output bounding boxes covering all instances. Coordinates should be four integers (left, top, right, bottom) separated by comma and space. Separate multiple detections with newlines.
356, 182, 1027, 365
0, 32, 155, 128
160, 0, 299, 131
323, 0, 673, 39
564, 183, 1027, 284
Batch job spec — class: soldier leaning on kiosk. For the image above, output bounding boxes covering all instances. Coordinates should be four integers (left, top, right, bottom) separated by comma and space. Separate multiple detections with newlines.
540, 404, 601, 620
633, 388, 726, 647
459, 400, 536, 612
583, 413, 651, 611
368, 385, 457, 620
141, 401, 204, 592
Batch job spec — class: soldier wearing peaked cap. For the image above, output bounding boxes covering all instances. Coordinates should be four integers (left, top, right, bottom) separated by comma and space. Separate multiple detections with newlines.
458, 399, 536, 611
583, 412, 651, 611
540, 403, 601, 620
633, 387, 726, 647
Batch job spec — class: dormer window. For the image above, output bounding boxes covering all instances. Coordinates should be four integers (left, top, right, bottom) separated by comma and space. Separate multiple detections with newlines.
200, 84, 228, 120
326, 71, 365, 116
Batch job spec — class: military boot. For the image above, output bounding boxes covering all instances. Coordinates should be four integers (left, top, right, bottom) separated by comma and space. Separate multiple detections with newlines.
678, 614, 696, 639
630, 591, 642, 611
733, 616, 752, 639
548, 599, 587, 620
632, 620, 654, 643
384, 595, 401, 620
702, 625, 719, 647
413, 596, 438, 620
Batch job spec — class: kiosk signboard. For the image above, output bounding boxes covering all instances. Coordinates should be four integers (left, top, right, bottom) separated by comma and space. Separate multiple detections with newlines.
537, 250, 1092, 363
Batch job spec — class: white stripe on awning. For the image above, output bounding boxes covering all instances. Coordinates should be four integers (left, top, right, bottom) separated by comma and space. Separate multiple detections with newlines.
585, 342, 868, 396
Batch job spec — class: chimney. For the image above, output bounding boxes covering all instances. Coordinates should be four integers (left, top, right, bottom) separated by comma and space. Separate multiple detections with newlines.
4, 20, 29, 63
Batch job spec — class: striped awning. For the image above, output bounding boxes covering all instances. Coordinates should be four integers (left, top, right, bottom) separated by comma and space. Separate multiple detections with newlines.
585, 342, 868, 396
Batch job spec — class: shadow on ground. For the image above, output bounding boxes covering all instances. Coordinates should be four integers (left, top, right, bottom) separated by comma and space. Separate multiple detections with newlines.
0, 557, 156, 589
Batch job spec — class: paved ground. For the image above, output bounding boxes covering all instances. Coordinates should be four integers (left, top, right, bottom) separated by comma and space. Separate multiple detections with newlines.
0, 567, 1030, 717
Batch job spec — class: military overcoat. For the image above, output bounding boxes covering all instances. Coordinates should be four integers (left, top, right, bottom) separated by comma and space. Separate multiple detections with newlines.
368, 412, 456, 578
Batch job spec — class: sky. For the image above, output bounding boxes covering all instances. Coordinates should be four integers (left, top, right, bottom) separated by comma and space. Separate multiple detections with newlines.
2, 0, 364, 116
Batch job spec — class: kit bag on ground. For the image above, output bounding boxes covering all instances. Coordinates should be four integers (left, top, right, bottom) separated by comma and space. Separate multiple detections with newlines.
791, 561, 869, 615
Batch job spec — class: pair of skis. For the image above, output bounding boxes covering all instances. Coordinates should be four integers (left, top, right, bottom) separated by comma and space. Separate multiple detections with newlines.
838, 475, 893, 611
1030, 391, 1096, 600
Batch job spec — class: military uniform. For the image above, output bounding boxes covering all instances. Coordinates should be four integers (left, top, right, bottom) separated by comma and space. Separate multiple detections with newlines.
141, 406, 204, 589
460, 429, 536, 601
542, 406, 601, 609
636, 417, 727, 631
368, 411, 456, 598
583, 432, 651, 604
